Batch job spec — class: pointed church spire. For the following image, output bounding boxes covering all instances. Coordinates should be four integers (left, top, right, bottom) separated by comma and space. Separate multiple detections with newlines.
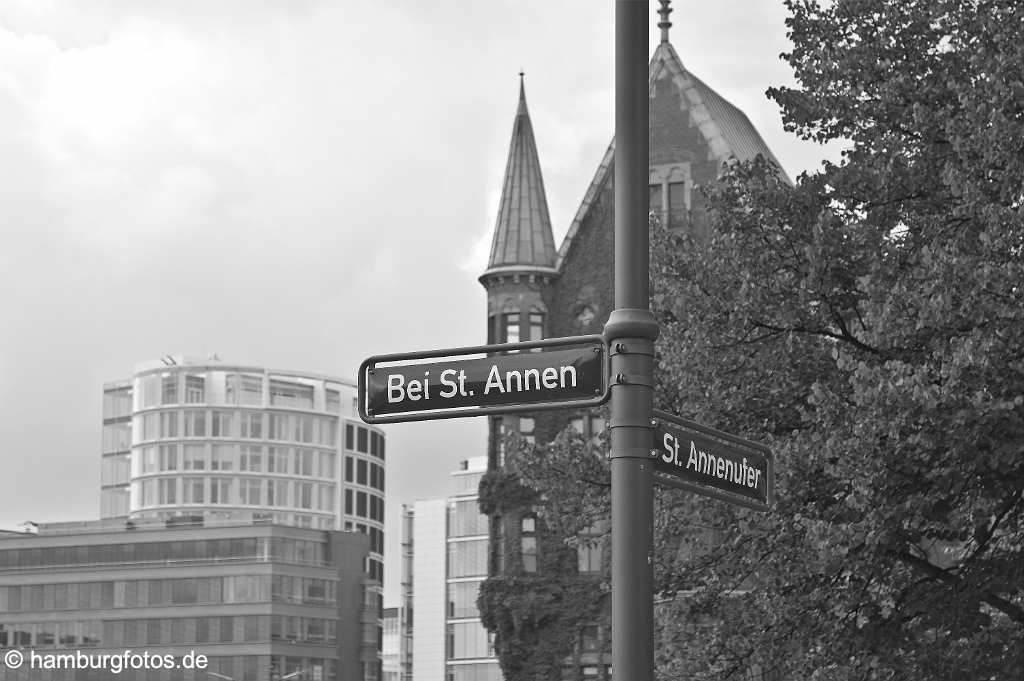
483, 75, 558, 275
658, 0, 672, 44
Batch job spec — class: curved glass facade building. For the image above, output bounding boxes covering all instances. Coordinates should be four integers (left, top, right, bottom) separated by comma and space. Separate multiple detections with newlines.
100, 356, 386, 585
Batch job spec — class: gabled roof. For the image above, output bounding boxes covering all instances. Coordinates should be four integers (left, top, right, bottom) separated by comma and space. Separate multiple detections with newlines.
652, 42, 789, 178
483, 77, 559, 278
556, 42, 791, 270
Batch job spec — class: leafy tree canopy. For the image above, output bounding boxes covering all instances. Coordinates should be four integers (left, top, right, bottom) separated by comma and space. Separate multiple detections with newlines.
488, 1, 1024, 679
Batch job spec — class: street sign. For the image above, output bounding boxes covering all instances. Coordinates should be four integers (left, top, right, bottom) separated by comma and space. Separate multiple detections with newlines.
652, 409, 774, 512
358, 335, 609, 424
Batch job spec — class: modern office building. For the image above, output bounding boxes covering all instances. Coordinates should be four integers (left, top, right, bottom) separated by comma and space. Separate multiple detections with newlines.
412, 458, 501, 681
382, 508, 414, 681
100, 357, 386, 588
0, 518, 376, 681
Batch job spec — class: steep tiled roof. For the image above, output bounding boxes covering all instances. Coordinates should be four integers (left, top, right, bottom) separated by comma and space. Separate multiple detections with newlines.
653, 42, 789, 178
483, 78, 559, 275
555, 42, 790, 270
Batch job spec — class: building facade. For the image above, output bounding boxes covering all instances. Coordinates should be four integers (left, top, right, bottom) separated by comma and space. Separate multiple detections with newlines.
476, 3, 788, 680
382, 506, 413, 681
0, 519, 376, 681
100, 357, 386, 588
412, 458, 501, 681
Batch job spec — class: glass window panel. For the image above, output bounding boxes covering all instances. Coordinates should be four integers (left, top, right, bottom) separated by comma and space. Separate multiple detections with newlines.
448, 500, 488, 537
103, 387, 133, 420
528, 312, 544, 341
184, 374, 205, 403
161, 373, 179, 405
503, 312, 520, 344
269, 379, 314, 409
447, 581, 481, 618
447, 539, 488, 578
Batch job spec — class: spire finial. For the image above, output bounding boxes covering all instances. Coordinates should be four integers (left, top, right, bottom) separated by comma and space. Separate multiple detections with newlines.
517, 71, 527, 115
657, 0, 672, 44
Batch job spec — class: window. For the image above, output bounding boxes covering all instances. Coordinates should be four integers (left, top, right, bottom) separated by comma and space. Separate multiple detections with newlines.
578, 521, 605, 573
209, 478, 233, 505
240, 413, 263, 439
211, 445, 234, 471
319, 452, 335, 479
183, 410, 206, 437
141, 447, 158, 474
103, 388, 133, 420
319, 484, 334, 511
183, 444, 205, 471
522, 516, 537, 572
240, 445, 263, 472
447, 581, 481, 618
357, 459, 368, 485
296, 416, 314, 443
101, 423, 131, 454
649, 182, 664, 216
227, 374, 263, 405
183, 477, 205, 504
211, 411, 234, 438
267, 447, 288, 473
528, 311, 544, 341
296, 482, 313, 509
240, 479, 262, 505
161, 374, 179, 405
448, 499, 488, 537
448, 539, 488, 578
447, 622, 494, 659
184, 374, 205, 403
159, 445, 178, 471
326, 389, 341, 413
269, 379, 314, 409
345, 489, 353, 514
668, 180, 689, 228
295, 449, 314, 476
157, 478, 176, 505
345, 457, 354, 482
320, 417, 338, 446
520, 417, 535, 445
503, 312, 520, 344
160, 411, 178, 438
356, 492, 367, 517
357, 427, 368, 453
268, 480, 288, 507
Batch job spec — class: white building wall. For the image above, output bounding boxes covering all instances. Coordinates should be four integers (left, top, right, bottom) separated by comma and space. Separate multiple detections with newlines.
412, 498, 448, 681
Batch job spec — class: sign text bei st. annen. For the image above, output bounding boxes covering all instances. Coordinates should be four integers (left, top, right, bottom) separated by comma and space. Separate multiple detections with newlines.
358, 335, 608, 424
652, 409, 774, 512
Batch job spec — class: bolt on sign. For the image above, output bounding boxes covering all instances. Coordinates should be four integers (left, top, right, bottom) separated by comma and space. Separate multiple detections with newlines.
358, 335, 609, 424
652, 409, 774, 512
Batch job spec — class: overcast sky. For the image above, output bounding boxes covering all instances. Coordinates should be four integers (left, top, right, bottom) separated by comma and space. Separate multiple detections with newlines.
0, 1, 842, 602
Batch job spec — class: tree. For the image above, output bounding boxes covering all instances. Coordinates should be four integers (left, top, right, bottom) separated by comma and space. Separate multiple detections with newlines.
481, 1, 1024, 679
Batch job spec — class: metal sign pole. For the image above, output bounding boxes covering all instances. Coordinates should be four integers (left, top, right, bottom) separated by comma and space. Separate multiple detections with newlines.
606, 2, 656, 681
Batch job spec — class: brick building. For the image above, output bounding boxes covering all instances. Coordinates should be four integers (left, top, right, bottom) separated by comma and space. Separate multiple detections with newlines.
476, 3, 787, 680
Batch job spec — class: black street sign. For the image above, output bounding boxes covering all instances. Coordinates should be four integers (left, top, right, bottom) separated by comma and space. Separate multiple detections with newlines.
358, 335, 609, 423
652, 409, 774, 512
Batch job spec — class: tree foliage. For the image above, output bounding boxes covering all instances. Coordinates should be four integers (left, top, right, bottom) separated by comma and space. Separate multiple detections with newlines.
482, 1, 1024, 679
